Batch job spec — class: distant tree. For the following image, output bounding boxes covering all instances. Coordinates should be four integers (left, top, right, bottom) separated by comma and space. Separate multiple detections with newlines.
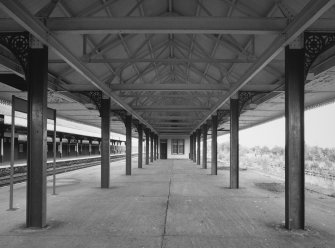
260, 146, 270, 155
239, 145, 248, 157
271, 146, 284, 156
328, 149, 335, 162
309, 146, 322, 161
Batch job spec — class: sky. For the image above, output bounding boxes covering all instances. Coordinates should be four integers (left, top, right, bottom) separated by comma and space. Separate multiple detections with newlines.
218, 102, 335, 148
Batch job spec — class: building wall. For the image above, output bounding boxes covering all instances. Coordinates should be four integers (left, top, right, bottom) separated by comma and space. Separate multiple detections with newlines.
160, 135, 190, 159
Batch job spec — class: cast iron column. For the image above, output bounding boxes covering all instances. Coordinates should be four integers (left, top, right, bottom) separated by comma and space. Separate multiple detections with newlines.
126, 115, 132, 175
230, 98, 239, 189
59, 137, 63, 158
101, 97, 111, 188
193, 132, 196, 163
202, 124, 208, 169
285, 44, 305, 230
156, 135, 159, 160
211, 115, 218, 175
154, 134, 157, 160
150, 132, 154, 163
145, 128, 150, 165
88, 140, 92, 156
190, 134, 193, 160
26, 42, 48, 228
138, 124, 143, 168
156, 134, 159, 159
0, 115, 3, 163
197, 129, 201, 165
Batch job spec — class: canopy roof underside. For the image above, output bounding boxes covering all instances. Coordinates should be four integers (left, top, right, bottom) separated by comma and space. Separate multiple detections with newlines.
1, 0, 335, 136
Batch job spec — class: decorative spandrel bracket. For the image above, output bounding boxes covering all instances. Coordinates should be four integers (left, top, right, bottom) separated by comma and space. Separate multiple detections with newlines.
304, 32, 335, 78
217, 110, 230, 125
87, 91, 102, 114
111, 109, 127, 124
238, 91, 265, 115
0, 32, 30, 76
132, 119, 140, 131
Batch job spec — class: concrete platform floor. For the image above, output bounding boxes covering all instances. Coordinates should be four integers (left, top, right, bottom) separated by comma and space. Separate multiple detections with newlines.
0, 159, 335, 248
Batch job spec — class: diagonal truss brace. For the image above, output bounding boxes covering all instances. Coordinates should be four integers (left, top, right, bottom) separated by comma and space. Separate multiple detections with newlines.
0, 0, 157, 134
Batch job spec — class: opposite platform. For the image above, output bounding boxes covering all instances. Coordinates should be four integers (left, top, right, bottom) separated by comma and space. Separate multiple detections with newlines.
0, 159, 334, 248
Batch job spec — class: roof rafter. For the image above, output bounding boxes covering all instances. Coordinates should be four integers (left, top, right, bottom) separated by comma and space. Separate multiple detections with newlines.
0, 0, 157, 133
2, 17, 335, 34
192, 0, 335, 133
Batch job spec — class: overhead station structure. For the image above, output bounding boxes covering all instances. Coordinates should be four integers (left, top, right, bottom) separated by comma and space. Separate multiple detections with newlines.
0, 0, 335, 231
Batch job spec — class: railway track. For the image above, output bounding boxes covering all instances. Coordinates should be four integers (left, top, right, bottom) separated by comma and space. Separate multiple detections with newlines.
0, 154, 134, 187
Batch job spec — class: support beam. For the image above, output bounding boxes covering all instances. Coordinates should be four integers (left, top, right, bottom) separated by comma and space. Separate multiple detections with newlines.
193, 132, 196, 163
138, 124, 143, 169
202, 124, 208, 169
2, 16, 335, 34
125, 115, 132, 175
26, 44, 48, 228
0, 74, 27, 91
145, 128, 150, 165
77, 58, 284, 64
0, 0, 156, 133
230, 98, 239, 189
101, 97, 111, 188
150, 132, 154, 163
285, 45, 305, 230
191, 0, 335, 133
211, 115, 218, 175
156, 135, 159, 160
190, 134, 193, 160
154, 134, 157, 161
147, 116, 202, 121
196, 129, 201, 165
59, 138, 63, 158
111, 83, 228, 91
0, 115, 4, 163
45, 16, 292, 34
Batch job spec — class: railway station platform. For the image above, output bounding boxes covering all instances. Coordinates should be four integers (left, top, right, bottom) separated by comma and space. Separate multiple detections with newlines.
1, 159, 335, 248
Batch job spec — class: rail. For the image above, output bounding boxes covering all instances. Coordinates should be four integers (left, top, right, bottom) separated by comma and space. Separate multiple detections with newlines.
0, 154, 137, 187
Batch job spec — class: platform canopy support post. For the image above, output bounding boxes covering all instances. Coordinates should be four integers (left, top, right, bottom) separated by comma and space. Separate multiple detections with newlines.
190, 134, 193, 160
101, 97, 111, 188
145, 128, 150, 165
230, 97, 239, 189
154, 134, 157, 161
52, 110, 57, 195
193, 132, 196, 163
0, 115, 3, 163
126, 115, 132, 175
9, 96, 16, 210
285, 41, 305, 230
138, 124, 143, 169
202, 124, 208, 169
156, 135, 159, 160
211, 115, 218, 175
197, 129, 201, 165
26, 38, 48, 228
59, 137, 63, 158
88, 139, 92, 156
150, 132, 154, 163
0, 114, 3, 163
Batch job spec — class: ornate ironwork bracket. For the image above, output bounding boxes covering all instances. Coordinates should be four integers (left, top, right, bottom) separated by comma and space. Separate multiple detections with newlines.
217, 110, 230, 125
89, 91, 102, 114
304, 32, 335, 77
132, 119, 140, 131
0, 32, 30, 75
238, 91, 265, 115
111, 109, 127, 124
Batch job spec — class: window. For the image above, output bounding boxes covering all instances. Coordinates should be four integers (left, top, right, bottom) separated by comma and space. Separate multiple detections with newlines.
171, 139, 184, 155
